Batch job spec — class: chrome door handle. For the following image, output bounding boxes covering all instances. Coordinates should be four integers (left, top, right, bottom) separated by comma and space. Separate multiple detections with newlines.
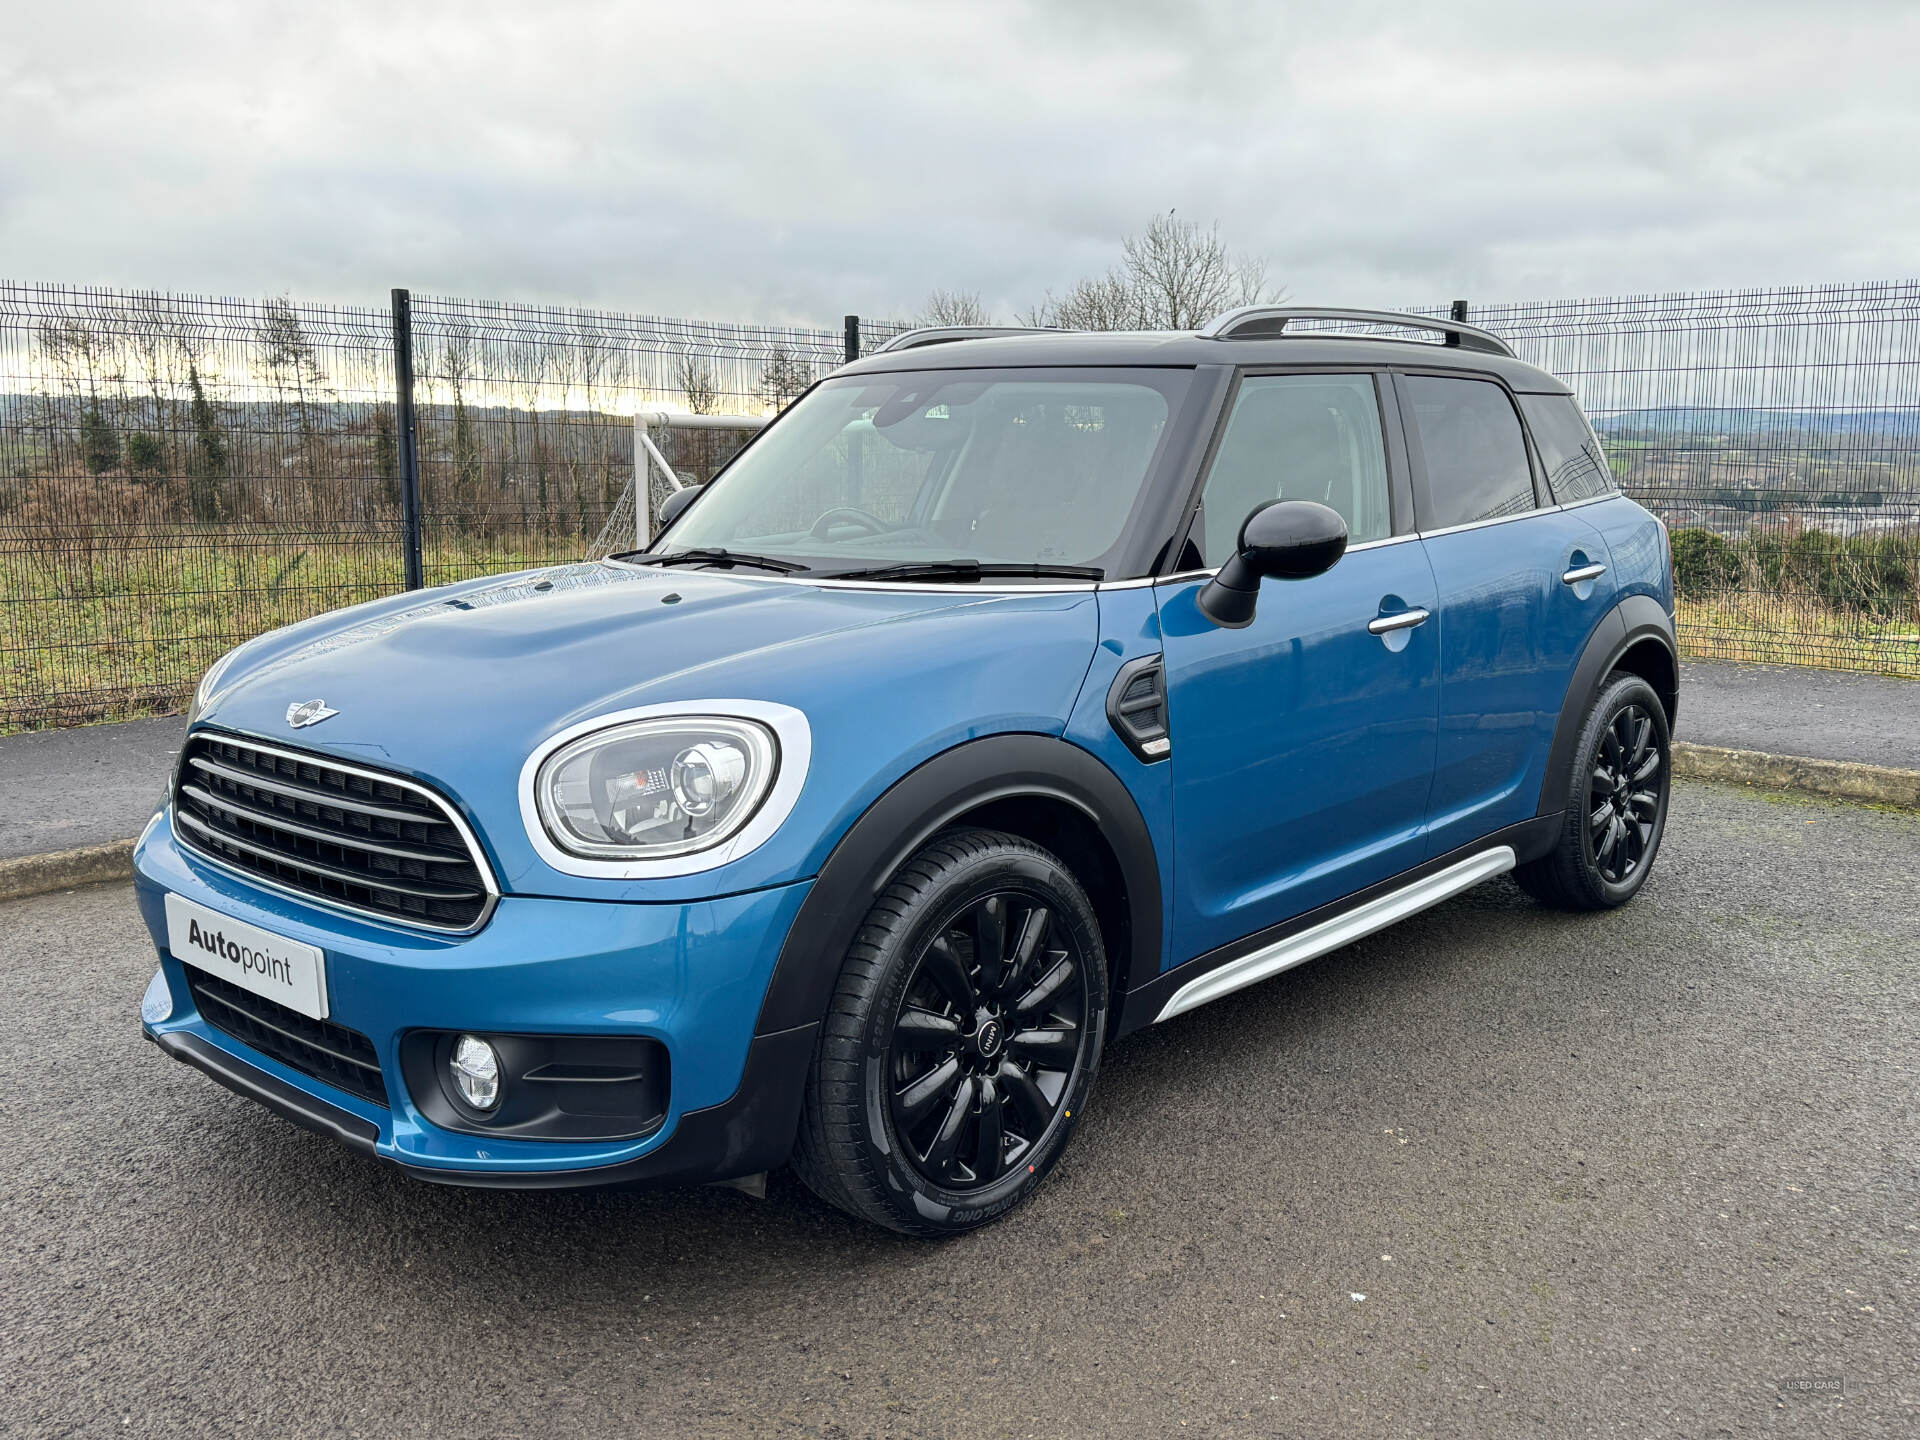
1562, 562, 1607, 585
1368, 608, 1430, 635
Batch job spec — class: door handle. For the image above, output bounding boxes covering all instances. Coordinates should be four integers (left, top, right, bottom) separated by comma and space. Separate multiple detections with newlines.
1562, 562, 1607, 585
1367, 608, 1430, 635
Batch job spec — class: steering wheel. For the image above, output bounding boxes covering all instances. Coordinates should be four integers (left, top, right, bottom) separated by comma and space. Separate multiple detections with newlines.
808, 506, 893, 540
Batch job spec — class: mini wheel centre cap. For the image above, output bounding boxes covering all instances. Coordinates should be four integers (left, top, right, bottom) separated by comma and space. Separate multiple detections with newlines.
974, 1018, 1005, 1059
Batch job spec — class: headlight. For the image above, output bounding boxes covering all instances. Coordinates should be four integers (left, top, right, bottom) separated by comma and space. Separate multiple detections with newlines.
535, 716, 778, 859
185, 645, 242, 726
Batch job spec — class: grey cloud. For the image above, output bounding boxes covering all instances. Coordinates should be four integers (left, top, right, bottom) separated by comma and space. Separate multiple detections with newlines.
2, 0, 1916, 323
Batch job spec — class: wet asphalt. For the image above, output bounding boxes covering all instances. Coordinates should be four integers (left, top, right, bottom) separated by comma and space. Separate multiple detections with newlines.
1, 780, 1915, 1438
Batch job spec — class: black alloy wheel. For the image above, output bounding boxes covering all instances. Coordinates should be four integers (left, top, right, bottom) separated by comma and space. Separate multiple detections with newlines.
888, 890, 1089, 1190
1588, 701, 1663, 885
792, 828, 1108, 1235
1515, 671, 1672, 911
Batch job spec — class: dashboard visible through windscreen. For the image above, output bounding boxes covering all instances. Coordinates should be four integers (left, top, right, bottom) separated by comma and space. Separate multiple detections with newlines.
654, 368, 1193, 575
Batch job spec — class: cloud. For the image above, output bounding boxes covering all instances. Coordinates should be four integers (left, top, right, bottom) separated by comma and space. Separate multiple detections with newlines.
2, 0, 1917, 323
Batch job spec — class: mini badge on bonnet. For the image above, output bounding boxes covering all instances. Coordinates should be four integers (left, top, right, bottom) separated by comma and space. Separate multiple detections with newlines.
286, 699, 339, 729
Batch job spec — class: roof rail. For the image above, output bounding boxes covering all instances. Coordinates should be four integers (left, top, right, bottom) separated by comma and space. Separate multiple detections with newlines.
871, 325, 1062, 354
1197, 305, 1514, 358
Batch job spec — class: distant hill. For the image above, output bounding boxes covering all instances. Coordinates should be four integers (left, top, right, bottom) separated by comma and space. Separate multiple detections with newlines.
1594, 407, 1920, 437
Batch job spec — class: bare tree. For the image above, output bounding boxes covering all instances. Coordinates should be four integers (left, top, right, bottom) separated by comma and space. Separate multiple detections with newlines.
1124, 212, 1274, 329
673, 349, 725, 482
918, 289, 991, 326
676, 350, 720, 414
255, 295, 328, 476
1023, 212, 1281, 331
1022, 272, 1137, 331
759, 347, 815, 412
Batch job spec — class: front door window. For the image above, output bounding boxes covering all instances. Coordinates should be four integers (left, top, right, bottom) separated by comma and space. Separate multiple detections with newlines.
1193, 373, 1393, 562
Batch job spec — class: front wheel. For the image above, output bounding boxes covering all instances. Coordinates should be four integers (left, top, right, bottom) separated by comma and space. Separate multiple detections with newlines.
792, 828, 1108, 1235
1515, 672, 1672, 911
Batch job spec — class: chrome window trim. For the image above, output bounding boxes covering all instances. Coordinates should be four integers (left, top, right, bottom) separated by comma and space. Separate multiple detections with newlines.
1136, 533, 1418, 587
171, 731, 502, 937
1415, 492, 1615, 541
519, 699, 813, 880
1413, 508, 1549, 541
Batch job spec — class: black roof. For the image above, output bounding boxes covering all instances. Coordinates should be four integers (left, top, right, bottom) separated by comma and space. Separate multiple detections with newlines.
839, 329, 1572, 394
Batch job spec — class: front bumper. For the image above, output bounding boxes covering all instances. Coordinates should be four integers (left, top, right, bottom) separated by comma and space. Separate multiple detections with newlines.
134, 810, 817, 1188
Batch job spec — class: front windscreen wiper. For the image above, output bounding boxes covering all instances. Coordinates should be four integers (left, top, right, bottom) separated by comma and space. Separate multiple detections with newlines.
613, 547, 812, 574
824, 560, 1105, 583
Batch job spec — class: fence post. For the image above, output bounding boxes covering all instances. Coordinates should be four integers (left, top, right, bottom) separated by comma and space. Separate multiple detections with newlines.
843, 314, 860, 364
391, 287, 425, 590
634, 415, 652, 550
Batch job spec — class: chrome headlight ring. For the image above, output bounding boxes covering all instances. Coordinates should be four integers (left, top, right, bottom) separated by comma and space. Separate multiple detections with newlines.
519, 700, 812, 879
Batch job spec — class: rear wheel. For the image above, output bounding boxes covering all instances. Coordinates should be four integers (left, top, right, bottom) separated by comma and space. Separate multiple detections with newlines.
1515, 672, 1672, 911
792, 828, 1107, 1235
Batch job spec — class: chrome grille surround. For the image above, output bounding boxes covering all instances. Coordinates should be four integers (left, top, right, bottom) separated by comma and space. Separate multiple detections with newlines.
171, 731, 499, 934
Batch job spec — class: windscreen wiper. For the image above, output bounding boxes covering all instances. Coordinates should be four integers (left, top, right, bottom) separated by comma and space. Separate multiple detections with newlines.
613, 547, 812, 574
824, 560, 1105, 583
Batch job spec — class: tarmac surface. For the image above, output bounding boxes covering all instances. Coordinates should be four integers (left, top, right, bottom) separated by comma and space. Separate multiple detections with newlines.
0, 658, 1914, 868
1678, 660, 1918, 771
0, 716, 183, 861
2, 780, 1915, 1437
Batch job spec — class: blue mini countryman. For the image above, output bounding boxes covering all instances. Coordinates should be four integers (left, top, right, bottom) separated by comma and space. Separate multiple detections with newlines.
136, 307, 1678, 1235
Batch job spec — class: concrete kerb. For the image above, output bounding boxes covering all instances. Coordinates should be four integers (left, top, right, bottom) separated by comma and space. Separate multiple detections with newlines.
1, 747, 1915, 906
0, 839, 140, 904
1671, 741, 1920, 812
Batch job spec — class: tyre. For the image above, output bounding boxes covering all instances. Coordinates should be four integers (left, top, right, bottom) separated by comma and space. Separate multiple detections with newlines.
1515, 671, 1672, 911
792, 828, 1108, 1236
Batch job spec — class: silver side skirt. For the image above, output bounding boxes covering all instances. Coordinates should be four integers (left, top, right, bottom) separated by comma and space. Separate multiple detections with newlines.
1155, 846, 1518, 1023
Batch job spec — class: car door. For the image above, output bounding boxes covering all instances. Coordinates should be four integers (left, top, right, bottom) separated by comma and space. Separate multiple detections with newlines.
1397, 371, 1619, 858
1155, 371, 1441, 964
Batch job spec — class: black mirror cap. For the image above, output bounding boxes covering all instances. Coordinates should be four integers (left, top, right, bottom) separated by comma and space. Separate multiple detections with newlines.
1240, 499, 1349, 579
657, 485, 700, 530
1196, 500, 1349, 628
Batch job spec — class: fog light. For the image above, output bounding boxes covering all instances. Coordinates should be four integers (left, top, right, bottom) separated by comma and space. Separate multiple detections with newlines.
450, 1034, 501, 1111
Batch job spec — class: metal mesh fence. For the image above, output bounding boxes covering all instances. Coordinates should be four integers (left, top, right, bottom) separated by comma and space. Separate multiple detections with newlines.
0, 284, 403, 731
1437, 285, 1920, 676
3, 277, 1914, 733
404, 297, 894, 586
1, 283, 902, 730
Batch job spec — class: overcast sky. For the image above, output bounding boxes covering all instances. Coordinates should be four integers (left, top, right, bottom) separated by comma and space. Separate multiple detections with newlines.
4, 0, 1917, 326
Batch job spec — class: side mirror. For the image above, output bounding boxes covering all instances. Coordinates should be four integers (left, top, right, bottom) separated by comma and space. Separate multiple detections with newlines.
1197, 499, 1348, 628
656, 485, 700, 530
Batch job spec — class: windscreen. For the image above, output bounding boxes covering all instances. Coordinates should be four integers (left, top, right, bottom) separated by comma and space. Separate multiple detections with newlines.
654, 368, 1191, 574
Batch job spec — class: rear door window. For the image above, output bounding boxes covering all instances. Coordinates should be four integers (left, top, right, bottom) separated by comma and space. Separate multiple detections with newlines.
1520, 393, 1617, 503
1404, 375, 1538, 529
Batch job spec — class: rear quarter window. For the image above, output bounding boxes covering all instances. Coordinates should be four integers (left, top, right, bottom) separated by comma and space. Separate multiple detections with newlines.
1520, 394, 1617, 503
1404, 374, 1538, 529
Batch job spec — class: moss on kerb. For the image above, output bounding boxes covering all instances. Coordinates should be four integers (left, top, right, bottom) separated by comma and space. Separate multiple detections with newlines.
1671, 742, 1920, 813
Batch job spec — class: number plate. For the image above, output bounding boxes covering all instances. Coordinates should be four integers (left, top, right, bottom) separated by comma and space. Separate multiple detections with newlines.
164, 893, 329, 1020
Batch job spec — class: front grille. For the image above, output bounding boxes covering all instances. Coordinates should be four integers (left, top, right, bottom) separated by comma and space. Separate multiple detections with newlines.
172, 732, 495, 932
185, 969, 389, 1107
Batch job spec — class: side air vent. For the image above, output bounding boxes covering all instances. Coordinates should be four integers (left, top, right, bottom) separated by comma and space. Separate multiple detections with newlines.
1107, 655, 1170, 762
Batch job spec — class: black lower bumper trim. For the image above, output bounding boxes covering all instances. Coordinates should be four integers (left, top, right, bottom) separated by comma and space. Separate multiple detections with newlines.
150, 1019, 820, 1192
148, 1027, 380, 1153
400, 1022, 819, 1191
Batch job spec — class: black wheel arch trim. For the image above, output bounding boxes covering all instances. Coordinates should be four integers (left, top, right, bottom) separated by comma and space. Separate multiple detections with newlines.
1537, 594, 1677, 819
754, 732, 1163, 1039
